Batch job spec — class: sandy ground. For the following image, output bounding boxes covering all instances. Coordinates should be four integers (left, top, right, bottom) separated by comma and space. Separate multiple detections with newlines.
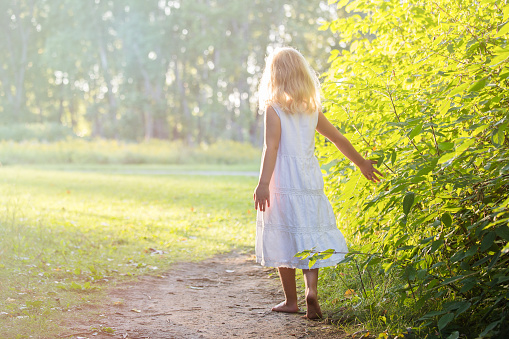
62, 251, 346, 339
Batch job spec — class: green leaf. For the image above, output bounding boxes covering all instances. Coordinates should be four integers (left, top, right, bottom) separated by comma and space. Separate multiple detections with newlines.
450, 250, 465, 263
496, 225, 509, 241
438, 100, 451, 115
409, 123, 423, 139
420, 236, 434, 244
494, 22, 509, 38
480, 232, 497, 252
308, 257, 317, 268
479, 320, 501, 337
455, 138, 475, 154
336, 0, 349, 8
460, 279, 476, 293
438, 142, 454, 151
390, 150, 397, 165
419, 309, 446, 320
473, 256, 491, 267
403, 192, 415, 215
455, 302, 471, 316
472, 124, 489, 136
404, 265, 417, 280
438, 152, 456, 164
488, 52, 509, 67
438, 313, 454, 330
441, 213, 452, 228
492, 125, 506, 147
295, 250, 312, 259
468, 78, 487, 92
448, 83, 469, 97
383, 262, 394, 273
395, 234, 409, 247
446, 331, 459, 339
430, 240, 444, 254
488, 251, 501, 270
318, 22, 330, 31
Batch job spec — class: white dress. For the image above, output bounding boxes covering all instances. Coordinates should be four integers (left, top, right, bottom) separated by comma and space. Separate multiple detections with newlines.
256, 104, 348, 269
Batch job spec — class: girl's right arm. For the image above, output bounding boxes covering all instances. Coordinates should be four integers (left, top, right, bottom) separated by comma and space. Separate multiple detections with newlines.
316, 111, 382, 182
254, 106, 281, 211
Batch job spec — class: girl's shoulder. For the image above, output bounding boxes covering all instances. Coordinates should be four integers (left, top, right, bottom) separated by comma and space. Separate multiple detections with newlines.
268, 103, 283, 117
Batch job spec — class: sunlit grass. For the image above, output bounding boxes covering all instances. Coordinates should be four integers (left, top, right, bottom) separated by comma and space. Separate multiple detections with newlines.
0, 166, 257, 338
0, 139, 261, 166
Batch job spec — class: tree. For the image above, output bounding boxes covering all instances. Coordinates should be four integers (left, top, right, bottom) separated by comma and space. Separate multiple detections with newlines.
0, 0, 44, 123
0, 0, 342, 143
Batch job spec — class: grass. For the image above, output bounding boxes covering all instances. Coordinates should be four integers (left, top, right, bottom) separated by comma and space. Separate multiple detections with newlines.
315, 255, 441, 339
27, 163, 260, 174
0, 139, 261, 166
0, 165, 258, 338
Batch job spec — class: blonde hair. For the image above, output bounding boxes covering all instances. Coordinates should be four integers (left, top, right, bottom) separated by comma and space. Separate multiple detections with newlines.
258, 47, 321, 114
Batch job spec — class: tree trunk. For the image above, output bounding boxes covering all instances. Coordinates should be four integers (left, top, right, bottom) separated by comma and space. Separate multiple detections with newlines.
97, 25, 118, 139
175, 59, 192, 145
0, 1, 35, 122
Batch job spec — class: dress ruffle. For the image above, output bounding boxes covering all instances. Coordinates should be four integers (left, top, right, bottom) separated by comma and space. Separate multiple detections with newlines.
256, 183, 348, 269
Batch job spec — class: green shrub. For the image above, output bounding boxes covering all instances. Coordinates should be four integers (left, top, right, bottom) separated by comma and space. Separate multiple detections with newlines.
316, 0, 509, 337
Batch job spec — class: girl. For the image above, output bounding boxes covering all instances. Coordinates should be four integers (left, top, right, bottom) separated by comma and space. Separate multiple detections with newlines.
254, 47, 382, 320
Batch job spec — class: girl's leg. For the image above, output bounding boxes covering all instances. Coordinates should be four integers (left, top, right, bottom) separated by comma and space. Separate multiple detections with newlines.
272, 267, 299, 313
302, 268, 322, 319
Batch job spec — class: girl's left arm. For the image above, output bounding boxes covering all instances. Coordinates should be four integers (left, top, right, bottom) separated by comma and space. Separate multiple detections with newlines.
254, 106, 281, 211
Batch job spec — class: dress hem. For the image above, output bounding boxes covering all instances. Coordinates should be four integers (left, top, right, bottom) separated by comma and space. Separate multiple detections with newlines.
256, 256, 346, 269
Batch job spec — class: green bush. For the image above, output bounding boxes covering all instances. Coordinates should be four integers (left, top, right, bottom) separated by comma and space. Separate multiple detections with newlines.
316, 0, 509, 337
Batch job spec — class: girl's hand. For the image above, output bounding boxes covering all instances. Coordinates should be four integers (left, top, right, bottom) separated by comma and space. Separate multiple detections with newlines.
359, 159, 383, 183
254, 184, 270, 212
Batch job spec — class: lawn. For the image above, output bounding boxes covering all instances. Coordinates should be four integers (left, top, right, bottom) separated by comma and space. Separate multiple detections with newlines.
0, 165, 258, 338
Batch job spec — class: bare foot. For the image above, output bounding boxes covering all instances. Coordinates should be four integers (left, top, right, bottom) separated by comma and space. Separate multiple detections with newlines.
304, 294, 322, 320
271, 301, 299, 313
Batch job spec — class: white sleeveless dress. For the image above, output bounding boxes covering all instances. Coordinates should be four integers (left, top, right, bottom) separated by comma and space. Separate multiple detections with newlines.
256, 104, 348, 269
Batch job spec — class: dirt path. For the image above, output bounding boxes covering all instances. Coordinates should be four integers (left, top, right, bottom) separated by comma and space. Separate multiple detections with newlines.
63, 251, 346, 339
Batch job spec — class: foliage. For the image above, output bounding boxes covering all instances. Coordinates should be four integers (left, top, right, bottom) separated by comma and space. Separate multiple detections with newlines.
0, 0, 340, 143
317, 259, 420, 338
0, 139, 261, 166
0, 166, 257, 337
316, 0, 509, 337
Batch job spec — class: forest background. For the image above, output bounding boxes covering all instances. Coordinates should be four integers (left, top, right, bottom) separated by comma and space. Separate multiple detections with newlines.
0, 0, 341, 145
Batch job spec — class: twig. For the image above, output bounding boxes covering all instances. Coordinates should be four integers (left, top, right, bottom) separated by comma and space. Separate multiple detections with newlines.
310, 250, 375, 256
430, 117, 440, 156
386, 86, 427, 160
354, 260, 368, 299
341, 105, 396, 174
432, 2, 485, 50
407, 276, 417, 301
